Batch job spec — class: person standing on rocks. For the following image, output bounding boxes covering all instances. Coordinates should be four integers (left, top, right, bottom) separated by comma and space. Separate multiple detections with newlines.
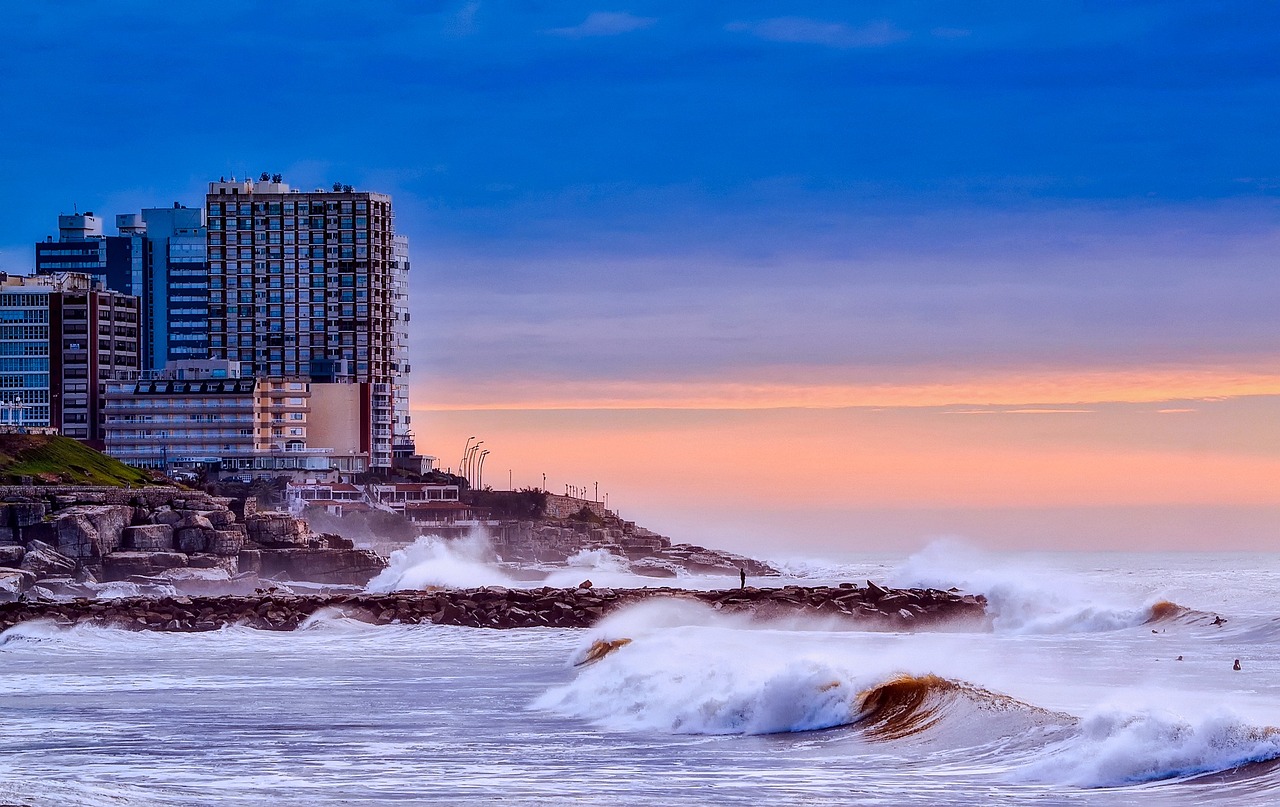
739, 567, 746, 589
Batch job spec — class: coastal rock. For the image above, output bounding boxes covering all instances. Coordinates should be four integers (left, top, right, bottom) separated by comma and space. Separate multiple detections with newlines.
0, 569, 35, 601
51, 505, 133, 560
0, 502, 46, 544
187, 553, 239, 575
153, 509, 183, 526
247, 512, 310, 548
102, 551, 190, 581
230, 496, 258, 521
122, 524, 175, 551
630, 558, 679, 578
0, 544, 24, 567
238, 549, 262, 575
257, 548, 385, 586
19, 543, 77, 577
208, 529, 246, 557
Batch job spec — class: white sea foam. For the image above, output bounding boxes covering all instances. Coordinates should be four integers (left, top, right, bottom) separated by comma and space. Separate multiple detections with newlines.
887, 540, 1171, 634
366, 532, 512, 592
536, 624, 871, 734
1022, 707, 1280, 787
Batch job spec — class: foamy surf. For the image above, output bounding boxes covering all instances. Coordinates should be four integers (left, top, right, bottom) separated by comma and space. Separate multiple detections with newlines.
886, 540, 1215, 634
1020, 708, 1280, 787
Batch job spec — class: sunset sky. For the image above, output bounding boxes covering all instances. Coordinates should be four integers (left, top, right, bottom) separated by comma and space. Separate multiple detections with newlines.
2, 2, 1278, 552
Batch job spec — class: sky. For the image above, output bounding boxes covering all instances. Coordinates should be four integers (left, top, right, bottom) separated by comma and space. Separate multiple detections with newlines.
2, 1, 1279, 553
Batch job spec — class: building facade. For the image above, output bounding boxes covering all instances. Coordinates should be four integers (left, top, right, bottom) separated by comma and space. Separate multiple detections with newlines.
203, 176, 410, 469
36, 207, 210, 373
0, 272, 140, 445
35, 213, 140, 295
139, 205, 210, 370
103, 359, 330, 476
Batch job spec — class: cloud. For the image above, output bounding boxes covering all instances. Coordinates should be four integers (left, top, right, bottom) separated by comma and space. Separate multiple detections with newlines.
545, 11, 656, 38
726, 17, 909, 49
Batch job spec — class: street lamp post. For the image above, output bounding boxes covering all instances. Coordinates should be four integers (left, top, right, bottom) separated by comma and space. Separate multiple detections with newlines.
477, 450, 490, 490
465, 441, 484, 487
463, 440, 478, 476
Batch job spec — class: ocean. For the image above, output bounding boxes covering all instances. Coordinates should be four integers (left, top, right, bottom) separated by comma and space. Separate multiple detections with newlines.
1, 543, 1278, 806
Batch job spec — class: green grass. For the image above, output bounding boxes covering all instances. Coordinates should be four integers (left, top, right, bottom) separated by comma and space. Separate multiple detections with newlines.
0, 433, 156, 487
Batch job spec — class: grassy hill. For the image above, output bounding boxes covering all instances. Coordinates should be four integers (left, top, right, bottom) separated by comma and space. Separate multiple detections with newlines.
0, 433, 156, 487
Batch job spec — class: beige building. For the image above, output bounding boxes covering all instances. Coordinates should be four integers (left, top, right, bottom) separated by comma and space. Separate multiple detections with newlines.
103, 360, 330, 477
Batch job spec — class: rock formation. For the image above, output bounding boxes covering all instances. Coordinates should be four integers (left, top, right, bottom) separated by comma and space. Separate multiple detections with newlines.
0, 486, 385, 602
488, 518, 777, 577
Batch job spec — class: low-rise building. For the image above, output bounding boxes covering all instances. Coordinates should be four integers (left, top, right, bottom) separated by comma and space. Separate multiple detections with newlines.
285, 480, 467, 523
103, 359, 330, 477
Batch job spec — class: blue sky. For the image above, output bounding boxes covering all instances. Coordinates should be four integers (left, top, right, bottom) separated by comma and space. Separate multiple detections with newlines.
5, 2, 1280, 548
2, 1, 1279, 401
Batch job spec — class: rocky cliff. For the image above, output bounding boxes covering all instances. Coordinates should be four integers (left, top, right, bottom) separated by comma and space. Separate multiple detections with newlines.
0, 486, 385, 602
489, 517, 777, 578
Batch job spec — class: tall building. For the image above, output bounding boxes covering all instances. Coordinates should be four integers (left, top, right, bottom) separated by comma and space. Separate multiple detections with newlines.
203, 176, 410, 469
35, 212, 141, 294
36, 206, 210, 372
0, 272, 140, 445
139, 205, 210, 370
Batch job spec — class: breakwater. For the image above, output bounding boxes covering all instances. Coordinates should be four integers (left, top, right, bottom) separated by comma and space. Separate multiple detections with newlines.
0, 582, 987, 632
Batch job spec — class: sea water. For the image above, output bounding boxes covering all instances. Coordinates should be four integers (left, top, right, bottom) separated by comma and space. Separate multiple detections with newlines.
1, 545, 1278, 806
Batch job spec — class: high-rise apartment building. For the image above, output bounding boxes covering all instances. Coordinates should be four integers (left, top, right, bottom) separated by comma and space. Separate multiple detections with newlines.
36, 207, 210, 372
35, 213, 140, 294
0, 272, 140, 445
139, 205, 210, 369
203, 176, 410, 469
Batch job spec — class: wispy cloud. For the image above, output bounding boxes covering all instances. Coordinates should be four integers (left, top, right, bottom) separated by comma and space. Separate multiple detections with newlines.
546, 11, 656, 38
726, 17, 909, 49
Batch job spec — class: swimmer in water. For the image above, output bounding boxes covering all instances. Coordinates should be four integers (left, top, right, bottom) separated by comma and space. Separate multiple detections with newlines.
1233, 659, 1242, 671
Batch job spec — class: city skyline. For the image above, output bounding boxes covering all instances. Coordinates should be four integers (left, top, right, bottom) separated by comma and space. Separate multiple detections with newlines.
2, 2, 1278, 551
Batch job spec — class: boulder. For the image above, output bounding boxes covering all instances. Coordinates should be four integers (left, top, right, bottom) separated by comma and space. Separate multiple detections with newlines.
630, 558, 679, 578
51, 505, 132, 560
0, 544, 24, 567
102, 551, 189, 581
207, 529, 245, 557
152, 509, 183, 526
19, 543, 77, 578
175, 528, 211, 554
246, 512, 311, 548
0, 569, 35, 602
257, 548, 386, 586
175, 513, 214, 532
0, 502, 46, 542
203, 510, 237, 530
31, 576, 96, 599
187, 554, 239, 575
122, 524, 174, 551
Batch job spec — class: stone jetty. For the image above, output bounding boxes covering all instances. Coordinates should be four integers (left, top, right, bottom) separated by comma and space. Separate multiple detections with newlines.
0, 582, 987, 633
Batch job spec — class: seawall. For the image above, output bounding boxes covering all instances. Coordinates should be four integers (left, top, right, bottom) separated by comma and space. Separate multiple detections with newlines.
0, 583, 987, 632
